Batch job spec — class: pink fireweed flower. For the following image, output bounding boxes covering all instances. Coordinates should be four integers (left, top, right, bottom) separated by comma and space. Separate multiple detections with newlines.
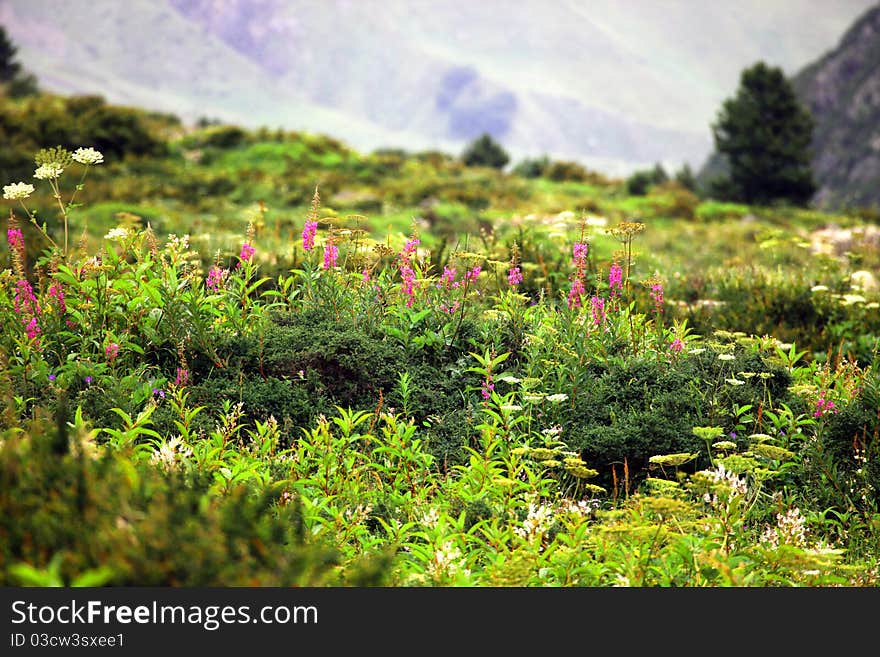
7, 227, 24, 252
302, 219, 318, 252
568, 278, 585, 309
650, 283, 664, 311
465, 266, 481, 283
814, 395, 838, 418
47, 283, 66, 313
670, 338, 683, 353
361, 268, 370, 284
590, 295, 606, 325
105, 343, 120, 361
400, 264, 417, 307
206, 266, 227, 291
322, 242, 339, 269
438, 266, 457, 289
403, 237, 420, 258
481, 375, 495, 401
239, 242, 255, 263
573, 242, 589, 267
13, 279, 40, 317
25, 316, 40, 341
508, 266, 523, 287
609, 263, 623, 296
174, 368, 189, 387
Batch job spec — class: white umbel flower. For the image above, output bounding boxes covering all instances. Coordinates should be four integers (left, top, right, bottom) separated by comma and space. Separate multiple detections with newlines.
104, 227, 130, 240
34, 163, 64, 180
3, 182, 35, 200
72, 147, 104, 165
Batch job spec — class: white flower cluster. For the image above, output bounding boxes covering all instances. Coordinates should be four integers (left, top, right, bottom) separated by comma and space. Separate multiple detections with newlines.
701, 463, 749, 508
72, 147, 104, 165
427, 541, 470, 579
104, 227, 130, 241
514, 502, 555, 543
34, 163, 64, 180
150, 436, 193, 472
420, 507, 441, 528
3, 182, 35, 200
761, 507, 808, 548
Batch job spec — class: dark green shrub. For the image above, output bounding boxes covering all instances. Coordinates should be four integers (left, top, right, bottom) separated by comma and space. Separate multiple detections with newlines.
513, 156, 550, 179
180, 311, 480, 464
461, 133, 510, 169
552, 349, 792, 490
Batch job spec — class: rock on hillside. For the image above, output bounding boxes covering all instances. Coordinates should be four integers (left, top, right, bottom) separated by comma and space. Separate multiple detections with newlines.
790, 2, 880, 210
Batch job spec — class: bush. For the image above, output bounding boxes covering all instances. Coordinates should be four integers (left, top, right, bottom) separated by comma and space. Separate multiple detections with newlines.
513, 156, 549, 178
553, 348, 792, 491
461, 133, 510, 169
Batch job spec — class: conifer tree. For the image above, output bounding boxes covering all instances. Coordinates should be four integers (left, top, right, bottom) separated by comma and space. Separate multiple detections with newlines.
711, 61, 816, 206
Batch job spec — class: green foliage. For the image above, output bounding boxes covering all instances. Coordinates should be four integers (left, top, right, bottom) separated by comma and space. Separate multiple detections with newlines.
461, 132, 510, 170
711, 61, 816, 206
0, 418, 382, 586
674, 163, 698, 192
513, 155, 550, 178
626, 163, 668, 196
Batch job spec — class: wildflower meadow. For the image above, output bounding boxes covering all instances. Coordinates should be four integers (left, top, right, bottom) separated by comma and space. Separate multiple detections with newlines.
1, 140, 879, 588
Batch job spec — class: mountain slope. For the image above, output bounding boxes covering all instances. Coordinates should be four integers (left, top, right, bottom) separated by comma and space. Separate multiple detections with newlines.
698, 2, 880, 210
1, 0, 875, 175
790, 2, 880, 209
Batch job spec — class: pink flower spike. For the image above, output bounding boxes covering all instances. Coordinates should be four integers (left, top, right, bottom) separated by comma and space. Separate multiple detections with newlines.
239, 242, 255, 262
105, 343, 120, 361
7, 227, 24, 252
322, 243, 339, 269
302, 220, 318, 251
609, 263, 623, 296
507, 266, 523, 287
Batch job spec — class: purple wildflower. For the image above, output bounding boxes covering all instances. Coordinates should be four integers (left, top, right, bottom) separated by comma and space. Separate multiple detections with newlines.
302, 220, 318, 252
508, 266, 523, 287
650, 283, 664, 312
7, 227, 24, 252
609, 263, 623, 296
590, 295, 606, 325
573, 242, 589, 266
206, 266, 227, 291
322, 242, 339, 269
568, 278, 585, 309
105, 343, 120, 361
239, 242, 255, 263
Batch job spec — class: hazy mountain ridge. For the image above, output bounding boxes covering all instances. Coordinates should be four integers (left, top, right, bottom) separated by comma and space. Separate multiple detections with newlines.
1, 0, 876, 176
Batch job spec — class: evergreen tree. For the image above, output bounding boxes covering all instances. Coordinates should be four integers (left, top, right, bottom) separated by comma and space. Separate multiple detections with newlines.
0, 26, 22, 82
461, 132, 510, 169
674, 163, 697, 192
711, 61, 816, 206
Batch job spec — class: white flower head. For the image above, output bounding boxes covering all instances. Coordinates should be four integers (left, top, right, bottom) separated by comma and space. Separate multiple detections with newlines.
72, 147, 104, 166
3, 182, 35, 200
104, 227, 130, 241
34, 163, 64, 180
